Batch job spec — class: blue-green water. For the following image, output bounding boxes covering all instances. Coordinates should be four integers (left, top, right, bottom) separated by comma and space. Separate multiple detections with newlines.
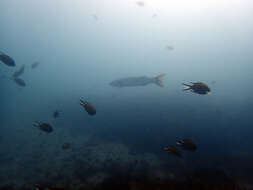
1, 0, 253, 189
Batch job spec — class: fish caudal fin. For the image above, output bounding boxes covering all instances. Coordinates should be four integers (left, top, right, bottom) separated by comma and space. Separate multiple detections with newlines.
182, 83, 191, 91
33, 122, 39, 127
80, 99, 84, 106
80, 99, 87, 106
155, 74, 166, 87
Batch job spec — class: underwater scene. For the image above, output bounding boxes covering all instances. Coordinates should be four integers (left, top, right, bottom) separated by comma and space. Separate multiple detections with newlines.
1, 0, 253, 189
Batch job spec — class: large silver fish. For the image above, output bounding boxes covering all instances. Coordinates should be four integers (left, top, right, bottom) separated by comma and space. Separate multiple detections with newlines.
0, 51, 15, 67
110, 74, 166, 88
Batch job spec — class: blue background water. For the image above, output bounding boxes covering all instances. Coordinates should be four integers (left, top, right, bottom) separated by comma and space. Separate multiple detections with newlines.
1, 0, 253, 188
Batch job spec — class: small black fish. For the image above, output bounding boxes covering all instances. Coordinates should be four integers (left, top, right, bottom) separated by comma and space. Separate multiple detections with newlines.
136, 1, 145, 7
166, 46, 174, 51
164, 146, 182, 157
177, 139, 197, 152
0, 51, 15, 67
62, 143, 71, 150
53, 110, 60, 118
12, 64, 25, 78
182, 82, 211, 95
93, 14, 98, 21
80, 99, 96, 115
33, 122, 53, 133
13, 77, 26, 87
31, 62, 40, 69
35, 184, 64, 190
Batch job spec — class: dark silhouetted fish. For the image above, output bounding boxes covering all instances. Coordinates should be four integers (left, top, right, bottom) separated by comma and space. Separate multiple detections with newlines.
35, 184, 65, 190
110, 74, 166, 88
93, 14, 98, 21
164, 146, 182, 157
53, 110, 60, 118
182, 82, 211, 95
13, 77, 26, 87
177, 139, 197, 152
62, 142, 71, 150
0, 52, 15, 67
33, 122, 53, 133
166, 46, 174, 51
136, 0, 145, 7
80, 99, 96, 115
12, 64, 25, 78
31, 61, 40, 69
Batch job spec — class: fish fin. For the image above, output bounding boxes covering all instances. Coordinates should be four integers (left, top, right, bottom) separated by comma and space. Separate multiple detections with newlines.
182, 83, 191, 91
33, 122, 39, 127
80, 99, 87, 106
155, 74, 166, 87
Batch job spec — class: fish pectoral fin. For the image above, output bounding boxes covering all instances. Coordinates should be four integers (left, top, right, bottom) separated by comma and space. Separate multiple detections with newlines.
155, 74, 166, 87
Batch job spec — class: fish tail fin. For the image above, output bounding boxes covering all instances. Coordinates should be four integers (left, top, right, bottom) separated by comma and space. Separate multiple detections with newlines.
176, 141, 183, 146
155, 74, 166, 87
80, 99, 87, 106
33, 122, 39, 127
182, 83, 191, 91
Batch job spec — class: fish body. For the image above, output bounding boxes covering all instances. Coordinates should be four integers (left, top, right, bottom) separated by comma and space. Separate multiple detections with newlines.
0, 52, 15, 66
33, 122, 53, 133
110, 74, 166, 88
166, 46, 174, 51
182, 82, 211, 95
14, 77, 26, 87
136, 1, 145, 6
177, 139, 197, 152
80, 99, 96, 115
53, 110, 60, 118
35, 185, 64, 190
164, 146, 182, 157
93, 14, 98, 20
62, 143, 71, 150
12, 64, 25, 78
31, 62, 40, 69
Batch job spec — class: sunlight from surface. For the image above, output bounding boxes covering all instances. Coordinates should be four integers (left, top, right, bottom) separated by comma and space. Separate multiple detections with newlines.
144, 0, 241, 10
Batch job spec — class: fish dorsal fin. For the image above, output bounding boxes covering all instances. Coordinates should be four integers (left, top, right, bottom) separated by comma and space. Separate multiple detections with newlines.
155, 74, 166, 87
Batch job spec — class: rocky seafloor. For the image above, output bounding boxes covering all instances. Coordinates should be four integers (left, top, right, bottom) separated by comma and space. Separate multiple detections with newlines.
0, 124, 253, 190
